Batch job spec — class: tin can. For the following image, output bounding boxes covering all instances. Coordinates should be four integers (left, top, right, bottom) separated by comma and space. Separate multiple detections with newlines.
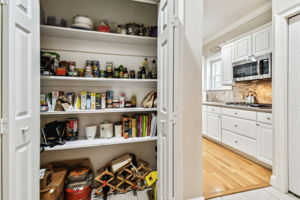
65, 118, 79, 141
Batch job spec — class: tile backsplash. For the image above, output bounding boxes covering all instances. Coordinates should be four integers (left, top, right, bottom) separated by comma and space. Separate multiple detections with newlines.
206, 80, 272, 104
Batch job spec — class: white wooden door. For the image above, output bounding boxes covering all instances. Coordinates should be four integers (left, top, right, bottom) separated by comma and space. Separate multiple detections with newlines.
0, 2, 2, 199
257, 123, 272, 165
2, 0, 40, 200
288, 14, 300, 196
252, 26, 272, 57
157, 0, 176, 199
234, 34, 252, 62
207, 113, 221, 141
221, 42, 234, 85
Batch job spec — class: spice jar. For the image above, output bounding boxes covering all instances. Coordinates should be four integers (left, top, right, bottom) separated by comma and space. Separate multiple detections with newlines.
130, 70, 136, 79
114, 68, 120, 78
119, 92, 125, 108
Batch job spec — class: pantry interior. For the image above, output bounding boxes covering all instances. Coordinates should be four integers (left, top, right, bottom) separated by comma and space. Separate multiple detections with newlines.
40, 0, 159, 199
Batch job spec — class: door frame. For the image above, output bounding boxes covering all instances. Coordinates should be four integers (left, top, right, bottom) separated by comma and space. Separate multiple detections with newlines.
271, 2, 300, 193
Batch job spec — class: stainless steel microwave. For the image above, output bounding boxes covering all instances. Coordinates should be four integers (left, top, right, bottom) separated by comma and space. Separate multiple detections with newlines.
233, 54, 272, 82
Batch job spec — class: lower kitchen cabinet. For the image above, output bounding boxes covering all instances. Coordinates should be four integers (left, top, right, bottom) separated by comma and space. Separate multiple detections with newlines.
202, 111, 208, 136
257, 123, 273, 165
207, 112, 221, 141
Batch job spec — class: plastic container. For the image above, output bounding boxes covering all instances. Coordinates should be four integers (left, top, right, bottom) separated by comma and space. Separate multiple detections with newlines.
85, 125, 97, 140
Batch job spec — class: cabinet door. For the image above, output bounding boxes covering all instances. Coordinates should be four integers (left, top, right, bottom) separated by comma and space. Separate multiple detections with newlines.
257, 123, 272, 165
202, 111, 208, 136
207, 113, 221, 141
221, 42, 234, 85
252, 26, 272, 56
234, 35, 252, 62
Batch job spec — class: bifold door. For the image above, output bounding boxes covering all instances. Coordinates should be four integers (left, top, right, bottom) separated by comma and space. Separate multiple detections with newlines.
2, 0, 40, 200
288, 14, 300, 197
157, 0, 177, 199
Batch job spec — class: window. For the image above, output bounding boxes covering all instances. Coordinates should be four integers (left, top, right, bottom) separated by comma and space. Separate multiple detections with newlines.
204, 53, 232, 91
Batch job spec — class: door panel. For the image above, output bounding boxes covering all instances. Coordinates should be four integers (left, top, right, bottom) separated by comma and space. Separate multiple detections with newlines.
252, 26, 271, 56
221, 42, 234, 85
157, 0, 175, 199
288, 14, 300, 196
257, 123, 272, 165
2, 0, 40, 200
207, 113, 221, 141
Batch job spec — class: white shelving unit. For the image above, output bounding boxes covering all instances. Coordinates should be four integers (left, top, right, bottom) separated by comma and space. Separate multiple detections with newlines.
44, 136, 157, 151
41, 107, 157, 116
41, 75, 157, 87
41, 25, 157, 46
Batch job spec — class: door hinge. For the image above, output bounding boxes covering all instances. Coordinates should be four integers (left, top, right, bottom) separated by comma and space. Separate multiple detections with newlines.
170, 112, 177, 124
0, 0, 8, 5
170, 16, 179, 27
0, 118, 8, 134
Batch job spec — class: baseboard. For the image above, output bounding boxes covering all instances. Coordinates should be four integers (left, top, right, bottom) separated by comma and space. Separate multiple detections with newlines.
270, 175, 276, 187
189, 197, 205, 200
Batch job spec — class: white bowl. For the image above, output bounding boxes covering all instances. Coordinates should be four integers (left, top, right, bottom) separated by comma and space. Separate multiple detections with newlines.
74, 16, 93, 26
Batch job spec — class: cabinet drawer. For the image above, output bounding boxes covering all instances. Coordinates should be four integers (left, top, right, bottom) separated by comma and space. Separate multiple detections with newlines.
222, 116, 257, 139
222, 129, 257, 157
207, 106, 221, 114
222, 107, 256, 121
202, 105, 208, 112
257, 112, 272, 124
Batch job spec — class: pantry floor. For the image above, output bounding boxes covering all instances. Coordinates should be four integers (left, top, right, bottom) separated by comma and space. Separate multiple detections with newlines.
202, 137, 272, 199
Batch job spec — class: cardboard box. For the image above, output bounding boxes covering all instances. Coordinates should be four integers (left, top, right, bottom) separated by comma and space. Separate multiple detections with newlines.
40, 169, 67, 200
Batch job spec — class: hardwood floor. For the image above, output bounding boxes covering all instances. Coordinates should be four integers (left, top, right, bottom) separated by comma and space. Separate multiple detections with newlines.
203, 138, 272, 199
210, 187, 300, 200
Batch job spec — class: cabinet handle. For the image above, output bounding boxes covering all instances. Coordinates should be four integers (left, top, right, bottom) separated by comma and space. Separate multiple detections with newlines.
21, 126, 30, 133
256, 124, 260, 126
267, 117, 271, 120
234, 140, 238, 144
234, 112, 238, 115
234, 124, 238, 127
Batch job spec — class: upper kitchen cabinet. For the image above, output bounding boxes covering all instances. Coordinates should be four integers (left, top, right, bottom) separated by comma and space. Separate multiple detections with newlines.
221, 42, 234, 85
234, 34, 252, 62
252, 26, 272, 57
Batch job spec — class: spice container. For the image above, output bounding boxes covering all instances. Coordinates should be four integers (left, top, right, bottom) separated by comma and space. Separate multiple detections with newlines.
106, 62, 114, 78
123, 68, 129, 78
96, 93, 101, 109
130, 70, 136, 79
101, 93, 106, 109
119, 92, 125, 108
125, 101, 132, 108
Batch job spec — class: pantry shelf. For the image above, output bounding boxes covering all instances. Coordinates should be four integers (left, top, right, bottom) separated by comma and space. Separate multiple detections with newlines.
44, 136, 157, 151
41, 107, 157, 116
41, 25, 157, 46
41, 76, 157, 87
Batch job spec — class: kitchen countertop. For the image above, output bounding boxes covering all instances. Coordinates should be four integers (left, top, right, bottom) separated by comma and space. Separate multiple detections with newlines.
202, 102, 272, 113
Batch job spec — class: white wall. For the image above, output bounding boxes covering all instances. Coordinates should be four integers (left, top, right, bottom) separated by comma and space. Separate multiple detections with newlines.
203, 10, 272, 57
176, 0, 203, 199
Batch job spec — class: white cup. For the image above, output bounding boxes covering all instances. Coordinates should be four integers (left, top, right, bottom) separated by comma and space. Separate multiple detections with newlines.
85, 125, 97, 140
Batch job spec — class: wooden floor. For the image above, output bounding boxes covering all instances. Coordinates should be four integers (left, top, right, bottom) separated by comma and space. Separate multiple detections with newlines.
203, 138, 272, 199
210, 187, 300, 200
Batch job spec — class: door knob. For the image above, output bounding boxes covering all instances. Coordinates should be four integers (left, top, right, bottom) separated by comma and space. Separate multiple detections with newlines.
21, 126, 29, 133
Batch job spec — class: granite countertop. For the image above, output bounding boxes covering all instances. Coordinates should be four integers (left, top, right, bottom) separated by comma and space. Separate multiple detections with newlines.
202, 102, 272, 113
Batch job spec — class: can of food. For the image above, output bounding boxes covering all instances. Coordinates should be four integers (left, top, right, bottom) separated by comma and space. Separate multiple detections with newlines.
65, 118, 79, 141
112, 99, 120, 108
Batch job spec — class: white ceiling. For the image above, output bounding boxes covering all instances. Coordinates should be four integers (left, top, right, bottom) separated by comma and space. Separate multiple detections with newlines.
204, 0, 270, 43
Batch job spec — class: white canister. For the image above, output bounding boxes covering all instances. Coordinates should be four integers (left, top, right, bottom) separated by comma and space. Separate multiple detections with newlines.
85, 125, 97, 140
100, 122, 114, 139
114, 122, 122, 138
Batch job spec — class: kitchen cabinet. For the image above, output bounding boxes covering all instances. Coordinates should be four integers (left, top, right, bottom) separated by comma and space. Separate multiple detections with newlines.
234, 34, 252, 62
257, 123, 273, 165
207, 112, 221, 142
202, 112, 208, 136
221, 42, 234, 85
252, 26, 272, 56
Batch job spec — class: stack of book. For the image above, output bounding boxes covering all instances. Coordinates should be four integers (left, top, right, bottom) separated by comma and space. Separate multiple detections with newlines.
122, 113, 157, 139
